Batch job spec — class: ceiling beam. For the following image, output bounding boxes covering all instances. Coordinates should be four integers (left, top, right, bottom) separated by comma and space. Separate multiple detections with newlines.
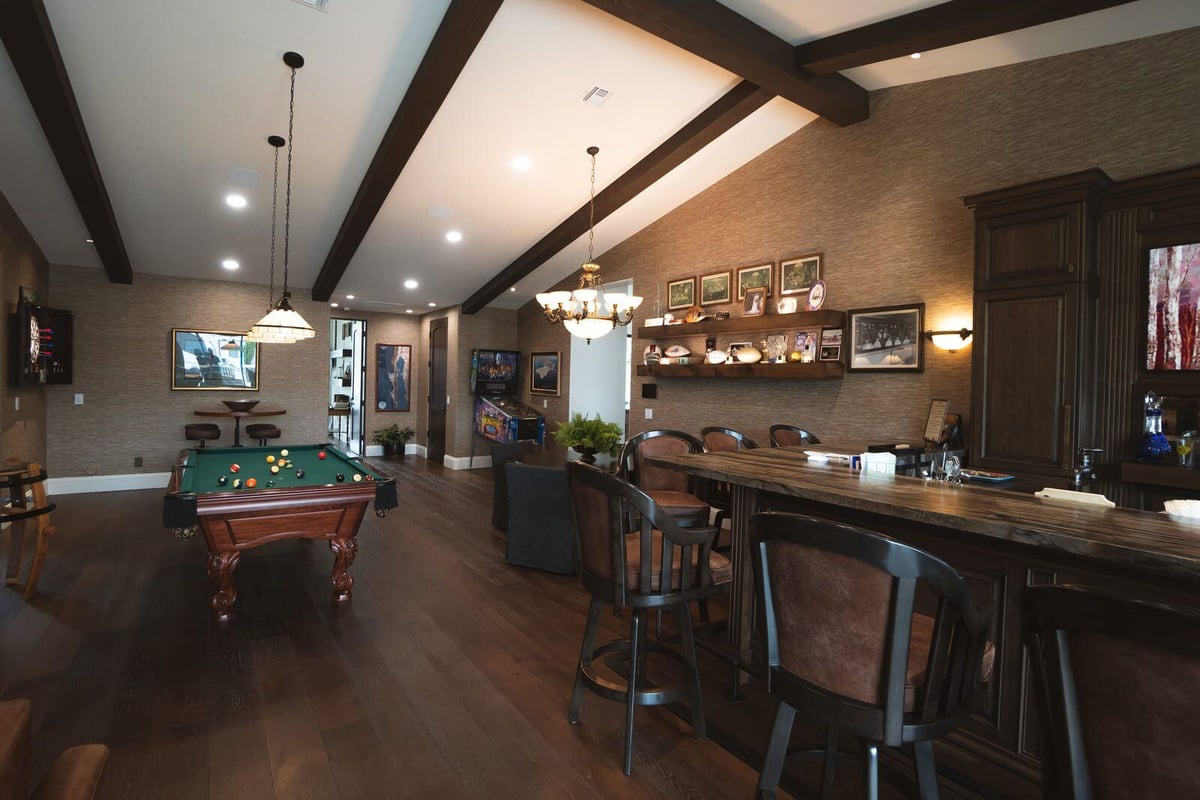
311, 0, 504, 302
794, 0, 1138, 75
0, 0, 133, 284
577, 0, 867, 126
460, 80, 772, 314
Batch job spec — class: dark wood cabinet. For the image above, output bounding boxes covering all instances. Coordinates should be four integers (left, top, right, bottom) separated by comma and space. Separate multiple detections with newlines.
974, 202, 1088, 289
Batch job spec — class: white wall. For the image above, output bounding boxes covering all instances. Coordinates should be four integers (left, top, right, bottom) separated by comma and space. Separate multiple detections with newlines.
568, 281, 631, 437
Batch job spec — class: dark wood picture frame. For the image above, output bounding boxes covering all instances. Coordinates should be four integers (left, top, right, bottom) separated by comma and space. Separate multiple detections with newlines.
847, 304, 925, 373
376, 343, 412, 411
736, 263, 773, 300
699, 270, 733, 306
529, 350, 561, 396
780, 253, 821, 296
742, 287, 767, 317
667, 277, 696, 310
171, 328, 259, 391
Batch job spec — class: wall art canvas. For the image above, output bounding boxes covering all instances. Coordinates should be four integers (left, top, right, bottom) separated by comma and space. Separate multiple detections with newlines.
376, 343, 412, 411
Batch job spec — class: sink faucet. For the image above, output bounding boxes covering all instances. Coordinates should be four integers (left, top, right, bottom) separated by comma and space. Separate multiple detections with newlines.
1070, 448, 1103, 491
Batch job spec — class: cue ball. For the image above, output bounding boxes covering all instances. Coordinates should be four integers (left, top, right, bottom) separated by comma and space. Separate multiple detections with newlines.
230, 464, 240, 473
270, 465, 279, 474
266, 455, 275, 464
280, 449, 289, 457
246, 478, 257, 488
217, 475, 227, 486
335, 473, 345, 483
232, 478, 242, 489
295, 468, 305, 479
353, 473, 362, 482
318, 451, 327, 460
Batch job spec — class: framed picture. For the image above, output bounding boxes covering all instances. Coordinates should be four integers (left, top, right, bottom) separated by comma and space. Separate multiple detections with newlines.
736, 263, 773, 299
529, 350, 561, 396
847, 304, 925, 373
699, 270, 732, 306
820, 327, 843, 363
742, 286, 767, 317
171, 329, 258, 391
376, 343, 412, 411
780, 253, 821, 296
667, 277, 696, 310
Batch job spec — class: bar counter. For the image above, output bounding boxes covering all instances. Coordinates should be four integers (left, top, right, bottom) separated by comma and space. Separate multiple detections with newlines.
647, 446, 1200, 797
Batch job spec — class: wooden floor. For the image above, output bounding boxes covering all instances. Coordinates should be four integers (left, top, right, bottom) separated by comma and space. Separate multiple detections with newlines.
0, 456, 761, 799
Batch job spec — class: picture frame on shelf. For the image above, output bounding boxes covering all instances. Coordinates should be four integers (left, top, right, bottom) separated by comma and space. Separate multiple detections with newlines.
846, 304, 925, 373
792, 327, 821, 361
171, 329, 259, 391
736, 263, 772, 299
699, 270, 732, 306
820, 328, 843, 362
780, 253, 821, 296
742, 287, 767, 317
667, 276, 696, 310
529, 350, 560, 396
376, 343, 412, 410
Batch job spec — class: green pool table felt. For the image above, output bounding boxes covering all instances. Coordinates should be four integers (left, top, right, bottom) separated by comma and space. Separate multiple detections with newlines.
178, 443, 382, 492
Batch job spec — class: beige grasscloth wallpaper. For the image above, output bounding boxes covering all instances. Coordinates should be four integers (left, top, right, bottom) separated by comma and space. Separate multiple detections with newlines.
518, 26, 1200, 449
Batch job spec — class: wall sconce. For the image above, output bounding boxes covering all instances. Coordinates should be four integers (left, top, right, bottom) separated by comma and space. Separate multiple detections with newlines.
924, 327, 974, 352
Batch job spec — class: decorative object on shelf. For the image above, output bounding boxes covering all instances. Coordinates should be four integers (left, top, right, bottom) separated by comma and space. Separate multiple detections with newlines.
652, 283, 663, 319
667, 276, 695, 310
530, 350, 560, 396
742, 286, 766, 317
820, 328, 843, 362
924, 326, 974, 351
780, 253, 821, 296
765, 334, 788, 363
248, 52, 315, 344
552, 413, 622, 464
714, 311, 731, 321
727, 341, 751, 359
684, 305, 709, 323
736, 263, 772, 299
806, 279, 827, 311
643, 344, 661, 366
705, 349, 728, 364
664, 345, 689, 358
1137, 390, 1171, 461
776, 297, 799, 314
847, 304, 925, 373
535, 147, 642, 343
172, 329, 259, 391
700, 270, 732, 305
376, 343, 411, 411
372, 424, 415, 458
736, 346, 763, 364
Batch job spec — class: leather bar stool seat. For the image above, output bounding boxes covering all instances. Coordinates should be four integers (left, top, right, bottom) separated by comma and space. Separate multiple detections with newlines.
184, 423, 221, 448
0, 699, 109, 800
244, 423, 281, 446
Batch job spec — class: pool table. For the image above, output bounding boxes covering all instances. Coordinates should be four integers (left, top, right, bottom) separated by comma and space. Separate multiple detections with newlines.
163, 443, 397, 621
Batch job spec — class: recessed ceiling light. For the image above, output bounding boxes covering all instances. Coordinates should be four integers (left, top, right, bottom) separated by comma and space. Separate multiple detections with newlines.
910, 52, 922, 59
346, 294, 355, 300
221, 259, 239, 270
511, 156, 532, 172
404, 279, 418, 289
85, 238, 94, 243
405, 309, 413, 314
428, 302, 436, 307
225, 193, 248, 209
330, 302, 338, 308
510, 287, 516, 292
445, 230, 463, 244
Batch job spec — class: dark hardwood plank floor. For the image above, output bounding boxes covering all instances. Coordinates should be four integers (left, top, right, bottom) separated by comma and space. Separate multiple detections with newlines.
0, 457, 759, 799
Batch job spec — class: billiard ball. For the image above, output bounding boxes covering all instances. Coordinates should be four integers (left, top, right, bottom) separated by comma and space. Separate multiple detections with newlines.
295, 468, 305, 479
353, 473, 362, 482
335, 473, 345, 483
266, 455, 275, 464
318, 451, 327, 460
230, 464, 240, 473
280, 449, 289, 457
270, 465, 279, 474
267, 480, 276, 488
217, 475, 228, 486
232, 478, 242, 489
246, 478, 258, 488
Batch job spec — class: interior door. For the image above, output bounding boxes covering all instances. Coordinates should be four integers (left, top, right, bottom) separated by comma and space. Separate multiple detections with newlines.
428, 318, 448, 463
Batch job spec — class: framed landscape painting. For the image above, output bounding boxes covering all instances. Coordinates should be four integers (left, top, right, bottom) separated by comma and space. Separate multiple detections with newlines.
668, 277, 696, 310
780, 253, 821, 295
530, 351, 560, 396
700, 270, 732, 305
376, 343, 412, 411
736, 263, 772, 299
847, 304, 924, 373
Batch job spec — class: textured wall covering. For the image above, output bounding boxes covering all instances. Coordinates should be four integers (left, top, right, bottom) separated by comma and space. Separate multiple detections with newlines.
359, 311, 422, 447
520, 26, 1200, 448
48, 266, 332, 476
0, 189, 49, 466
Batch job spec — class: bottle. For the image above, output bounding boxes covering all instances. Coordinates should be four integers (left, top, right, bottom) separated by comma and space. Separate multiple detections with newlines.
1137, 391, 1171, 461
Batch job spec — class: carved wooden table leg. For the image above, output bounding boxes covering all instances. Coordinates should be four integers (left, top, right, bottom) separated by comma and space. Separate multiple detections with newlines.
207, 551, 240, 622
329, 536, 358, 602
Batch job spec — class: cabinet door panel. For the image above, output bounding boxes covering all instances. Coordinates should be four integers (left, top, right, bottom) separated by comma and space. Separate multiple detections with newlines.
973, 287, 1079, 474
976, 204, 1083, 289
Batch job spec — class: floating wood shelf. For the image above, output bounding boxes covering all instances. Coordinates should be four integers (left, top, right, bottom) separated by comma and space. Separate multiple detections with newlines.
637, 309, 845, 340
636, 362, 845, 380
1121, 461, 1200, 492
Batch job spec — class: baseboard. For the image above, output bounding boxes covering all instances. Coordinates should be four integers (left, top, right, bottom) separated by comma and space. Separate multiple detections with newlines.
365, 444, 424, 458
48, 472, 172, 495
444, 454, 491, 470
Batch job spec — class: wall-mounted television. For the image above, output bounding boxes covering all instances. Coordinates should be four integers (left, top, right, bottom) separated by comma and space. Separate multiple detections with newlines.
470, 349, 520, 395
1147, 242, 1200, 370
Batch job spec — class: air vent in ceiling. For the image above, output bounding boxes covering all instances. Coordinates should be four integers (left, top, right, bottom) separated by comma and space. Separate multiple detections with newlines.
290, 0, 329, 11
580, 86, 612, 107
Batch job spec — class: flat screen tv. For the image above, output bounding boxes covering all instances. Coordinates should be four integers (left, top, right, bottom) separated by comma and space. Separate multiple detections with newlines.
471, 349, 520, 395
1147, 242, 1200, 370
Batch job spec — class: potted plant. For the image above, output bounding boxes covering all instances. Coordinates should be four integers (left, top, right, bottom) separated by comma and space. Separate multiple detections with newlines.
372, 424, 415, 458
552, 413, 622, 464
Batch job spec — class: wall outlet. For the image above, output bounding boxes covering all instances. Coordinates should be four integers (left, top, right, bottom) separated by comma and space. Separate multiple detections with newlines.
74, 393, 84, 405
134, 456, 143, 467
644, 408, 653, 419
542, 399, 547, 408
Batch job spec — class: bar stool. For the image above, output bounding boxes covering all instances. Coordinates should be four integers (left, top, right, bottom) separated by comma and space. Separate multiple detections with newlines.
700, 426, 759, 532
565, 462, 731, 775
0, 699, 108, 799
750, 511, 994, 799
768, 424, 820, 448
184, 423, 221, 448
618, 430, 709, 526
245, 423, 281, 446
1026, 584, 1200, 798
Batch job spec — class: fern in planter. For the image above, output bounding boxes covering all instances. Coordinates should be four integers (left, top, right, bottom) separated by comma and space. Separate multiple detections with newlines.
372, 424, 415, 458
552, 413, 622, 464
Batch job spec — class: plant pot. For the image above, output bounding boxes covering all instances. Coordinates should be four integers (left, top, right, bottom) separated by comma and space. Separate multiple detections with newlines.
382, 442, 400, 458
573, 446, 598, 464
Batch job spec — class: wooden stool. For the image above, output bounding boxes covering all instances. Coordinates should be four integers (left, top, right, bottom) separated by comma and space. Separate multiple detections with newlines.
0, 699, 108, 798
244, 423, 281, 446
185, 423, 221, 448
0, 463, 56, 599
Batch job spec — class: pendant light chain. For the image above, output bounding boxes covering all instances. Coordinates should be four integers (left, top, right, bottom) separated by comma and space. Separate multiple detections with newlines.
587, 149, 596, 263
267, 141, 279, 309
282, 64, 296, 296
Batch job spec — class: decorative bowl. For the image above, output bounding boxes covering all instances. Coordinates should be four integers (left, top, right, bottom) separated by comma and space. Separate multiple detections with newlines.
222, 399, 260, 412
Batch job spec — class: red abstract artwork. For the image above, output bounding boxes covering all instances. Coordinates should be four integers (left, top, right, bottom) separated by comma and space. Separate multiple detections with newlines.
1148, 243, 1200, 370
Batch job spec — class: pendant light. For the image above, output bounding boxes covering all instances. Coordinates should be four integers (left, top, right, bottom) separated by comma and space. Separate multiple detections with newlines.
535, 147, 642, 344
248, 51, 314, 343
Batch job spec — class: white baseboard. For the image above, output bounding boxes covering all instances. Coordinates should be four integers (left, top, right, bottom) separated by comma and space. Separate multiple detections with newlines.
48, 472, 172, 495
444, 453, 491, 470
364, 444, 424, 458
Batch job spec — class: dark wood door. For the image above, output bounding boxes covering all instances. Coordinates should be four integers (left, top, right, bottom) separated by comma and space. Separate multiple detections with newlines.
972, 284, 1083, 477
427, 318, 448, 463
974, 202, 1087, 289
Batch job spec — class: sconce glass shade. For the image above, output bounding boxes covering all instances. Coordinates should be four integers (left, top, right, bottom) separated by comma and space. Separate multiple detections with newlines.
926, 328, 974, 351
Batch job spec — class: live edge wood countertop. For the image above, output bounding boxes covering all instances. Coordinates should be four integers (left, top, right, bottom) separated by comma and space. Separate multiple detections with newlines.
647, 447, 1200, 586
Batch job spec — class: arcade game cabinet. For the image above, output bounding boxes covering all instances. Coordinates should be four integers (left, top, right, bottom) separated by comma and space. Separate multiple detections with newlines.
470, 350, 545, 466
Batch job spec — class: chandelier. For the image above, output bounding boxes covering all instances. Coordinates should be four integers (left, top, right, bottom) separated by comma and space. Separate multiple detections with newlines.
248, 51, 315, 344
535, 146, 641, 343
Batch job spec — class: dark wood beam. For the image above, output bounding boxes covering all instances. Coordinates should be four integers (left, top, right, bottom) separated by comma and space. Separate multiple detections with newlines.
311, 0, 504, 302
460, 80, 772, 314
577, 0, 867, 126
0, 0, 133, 283
794, 0, 1137, 75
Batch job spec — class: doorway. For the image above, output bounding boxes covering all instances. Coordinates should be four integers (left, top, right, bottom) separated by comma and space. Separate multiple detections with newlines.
329, 318, 367, 455
427, 317, 449, 463
568, 279, 633, 438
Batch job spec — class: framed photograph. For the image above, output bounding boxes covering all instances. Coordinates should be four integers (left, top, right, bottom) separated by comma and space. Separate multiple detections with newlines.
820, 327, 843, 362
847, 304, 925, 373
667, 277, 696, 310
376, 344, 412, 411
699, 270, 732, 306
736, 263, 772, 299
742, 287, 767, 317
171, 329, 258, 391
529, 350, 561, 396
780, 253, 821, 296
